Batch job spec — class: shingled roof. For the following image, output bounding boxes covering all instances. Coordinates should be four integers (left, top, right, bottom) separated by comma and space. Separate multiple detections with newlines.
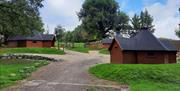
101, 38, 113, 44
7, 34, 55, 41
109, 29, 177, 51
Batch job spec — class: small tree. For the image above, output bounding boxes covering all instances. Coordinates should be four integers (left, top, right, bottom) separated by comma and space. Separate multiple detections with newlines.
130, 9, 154, 37
175, 28, 180, 38
54, 25, 65, 50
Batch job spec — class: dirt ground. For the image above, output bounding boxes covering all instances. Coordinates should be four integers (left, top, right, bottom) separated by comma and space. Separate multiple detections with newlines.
2, 50, 129, 91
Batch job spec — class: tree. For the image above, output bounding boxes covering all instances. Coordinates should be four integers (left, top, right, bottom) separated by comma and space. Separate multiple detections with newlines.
175, 28, 180, 38
72, 25, 88, 42
0, 0, 44, 44
130, 9, 154, 37
140, 9, 154, 32
78, 0, 119, 40
55, 25, 65, 50
114, 11, 131, 37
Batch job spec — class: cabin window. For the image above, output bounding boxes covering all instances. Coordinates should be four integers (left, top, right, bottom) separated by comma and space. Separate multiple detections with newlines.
33, 41, 37, 43
147, 52, 155, 57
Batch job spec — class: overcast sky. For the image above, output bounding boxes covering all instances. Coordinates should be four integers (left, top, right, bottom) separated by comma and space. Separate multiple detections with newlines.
40, 0, 180, 40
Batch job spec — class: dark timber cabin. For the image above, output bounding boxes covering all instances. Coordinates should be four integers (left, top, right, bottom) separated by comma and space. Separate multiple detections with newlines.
7, 34, 55, 48
109, 29, 177, 64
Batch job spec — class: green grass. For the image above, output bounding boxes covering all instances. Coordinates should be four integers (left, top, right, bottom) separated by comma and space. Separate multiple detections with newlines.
99, 49, 109, 54
67, 43, 90, 53
89, 64, 180, 91
0, 48, 64, 55
0, 59, 49, 89
68, 47, 89, 53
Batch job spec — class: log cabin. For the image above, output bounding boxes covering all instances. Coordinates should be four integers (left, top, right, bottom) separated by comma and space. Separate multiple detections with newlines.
109, 29, 177, 64
7, 34, 55, 48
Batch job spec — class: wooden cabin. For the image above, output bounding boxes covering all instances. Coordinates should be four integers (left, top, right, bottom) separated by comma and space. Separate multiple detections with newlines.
109, 29, 177, 64
101, 38, 112, 48
7, 34, 55, 48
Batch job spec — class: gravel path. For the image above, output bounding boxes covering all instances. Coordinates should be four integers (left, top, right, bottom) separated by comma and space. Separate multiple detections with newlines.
2, 50, 128, 91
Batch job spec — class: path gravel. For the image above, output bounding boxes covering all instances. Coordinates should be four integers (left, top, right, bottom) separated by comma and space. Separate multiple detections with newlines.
2, 50, 129, 91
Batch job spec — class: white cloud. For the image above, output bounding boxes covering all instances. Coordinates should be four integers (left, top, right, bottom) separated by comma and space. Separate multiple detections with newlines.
40, 0, 84, 33
144, 0, 180, 40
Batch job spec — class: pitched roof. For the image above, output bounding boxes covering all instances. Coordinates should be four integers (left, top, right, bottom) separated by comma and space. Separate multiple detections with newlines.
109, 29, 177, 51
101, 38, 113, 44
7, 34, 55, 41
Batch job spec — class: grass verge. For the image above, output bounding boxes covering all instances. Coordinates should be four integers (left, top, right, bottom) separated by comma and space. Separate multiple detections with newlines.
89, 64, 180, 91
99, 49, 109, 54
0, 59, 49, 89
67, 43, 89, 53
0, 48, 64, 55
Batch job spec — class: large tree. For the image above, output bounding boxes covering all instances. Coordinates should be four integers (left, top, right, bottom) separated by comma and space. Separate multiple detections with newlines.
0, 0, 44, 43
114, 11, 131, 37
78, 0, 119, 40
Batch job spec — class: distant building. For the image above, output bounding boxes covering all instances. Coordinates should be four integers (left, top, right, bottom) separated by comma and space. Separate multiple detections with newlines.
160, 39, 180, 60
7, 34, 55, 48
109, 29, 177, 64
101, 38, 112, 48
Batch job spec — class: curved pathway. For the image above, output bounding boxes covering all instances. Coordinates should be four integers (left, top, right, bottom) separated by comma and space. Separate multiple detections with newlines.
3, 50, 128, 91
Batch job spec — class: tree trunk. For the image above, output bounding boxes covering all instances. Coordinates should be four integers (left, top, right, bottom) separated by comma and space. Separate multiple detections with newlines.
57, 40, 60, 50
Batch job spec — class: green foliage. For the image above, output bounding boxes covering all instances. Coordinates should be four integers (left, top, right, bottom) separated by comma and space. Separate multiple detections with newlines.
0, 48, 64, 55
114, 11, 131, 33
78, 0, 119, 40
130, 9, 154, 37
99, 49, 109, 54
89, 64, 180, 91
0, 59, 49, 88
0, 0, 44, 41
71, 25, 88, 42
67, 43, 89, 53
54, 25, 65, 49
175, 29, 180, 38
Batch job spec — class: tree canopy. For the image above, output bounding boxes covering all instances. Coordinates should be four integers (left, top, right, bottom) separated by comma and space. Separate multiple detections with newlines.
78, 0, 119, 40
78, 0, 155, 39
130, 9, 154, 37
0, 0, 44, 39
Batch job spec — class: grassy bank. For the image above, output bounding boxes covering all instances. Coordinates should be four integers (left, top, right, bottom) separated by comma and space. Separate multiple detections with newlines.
89, 64, 180, 91
0, 59, 49, 89
0, 48, 64, 55
99, 49, 109, 54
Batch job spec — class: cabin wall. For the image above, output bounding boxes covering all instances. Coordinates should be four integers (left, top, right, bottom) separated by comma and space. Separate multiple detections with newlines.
26, 40, 43, 47
43, 41, 53, 47
110, 40, 123, 64
137, 52, 165, 64
168, 52, 177, 63
102, 43, 111, 48
136, 52, 176, 64
123, 51, 137, 64
8, 41, 18, 48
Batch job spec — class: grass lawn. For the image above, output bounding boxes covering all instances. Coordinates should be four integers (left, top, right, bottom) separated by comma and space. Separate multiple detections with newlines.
89, 64, 180, 91
67, 43, 90, 53
177, 60, 180, 63
99, 49, 109, 55
0, 59, 49, 89
0, 48, 64, 55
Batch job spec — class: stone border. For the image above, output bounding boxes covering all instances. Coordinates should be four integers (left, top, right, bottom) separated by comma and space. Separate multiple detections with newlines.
0, 54, 59, 62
